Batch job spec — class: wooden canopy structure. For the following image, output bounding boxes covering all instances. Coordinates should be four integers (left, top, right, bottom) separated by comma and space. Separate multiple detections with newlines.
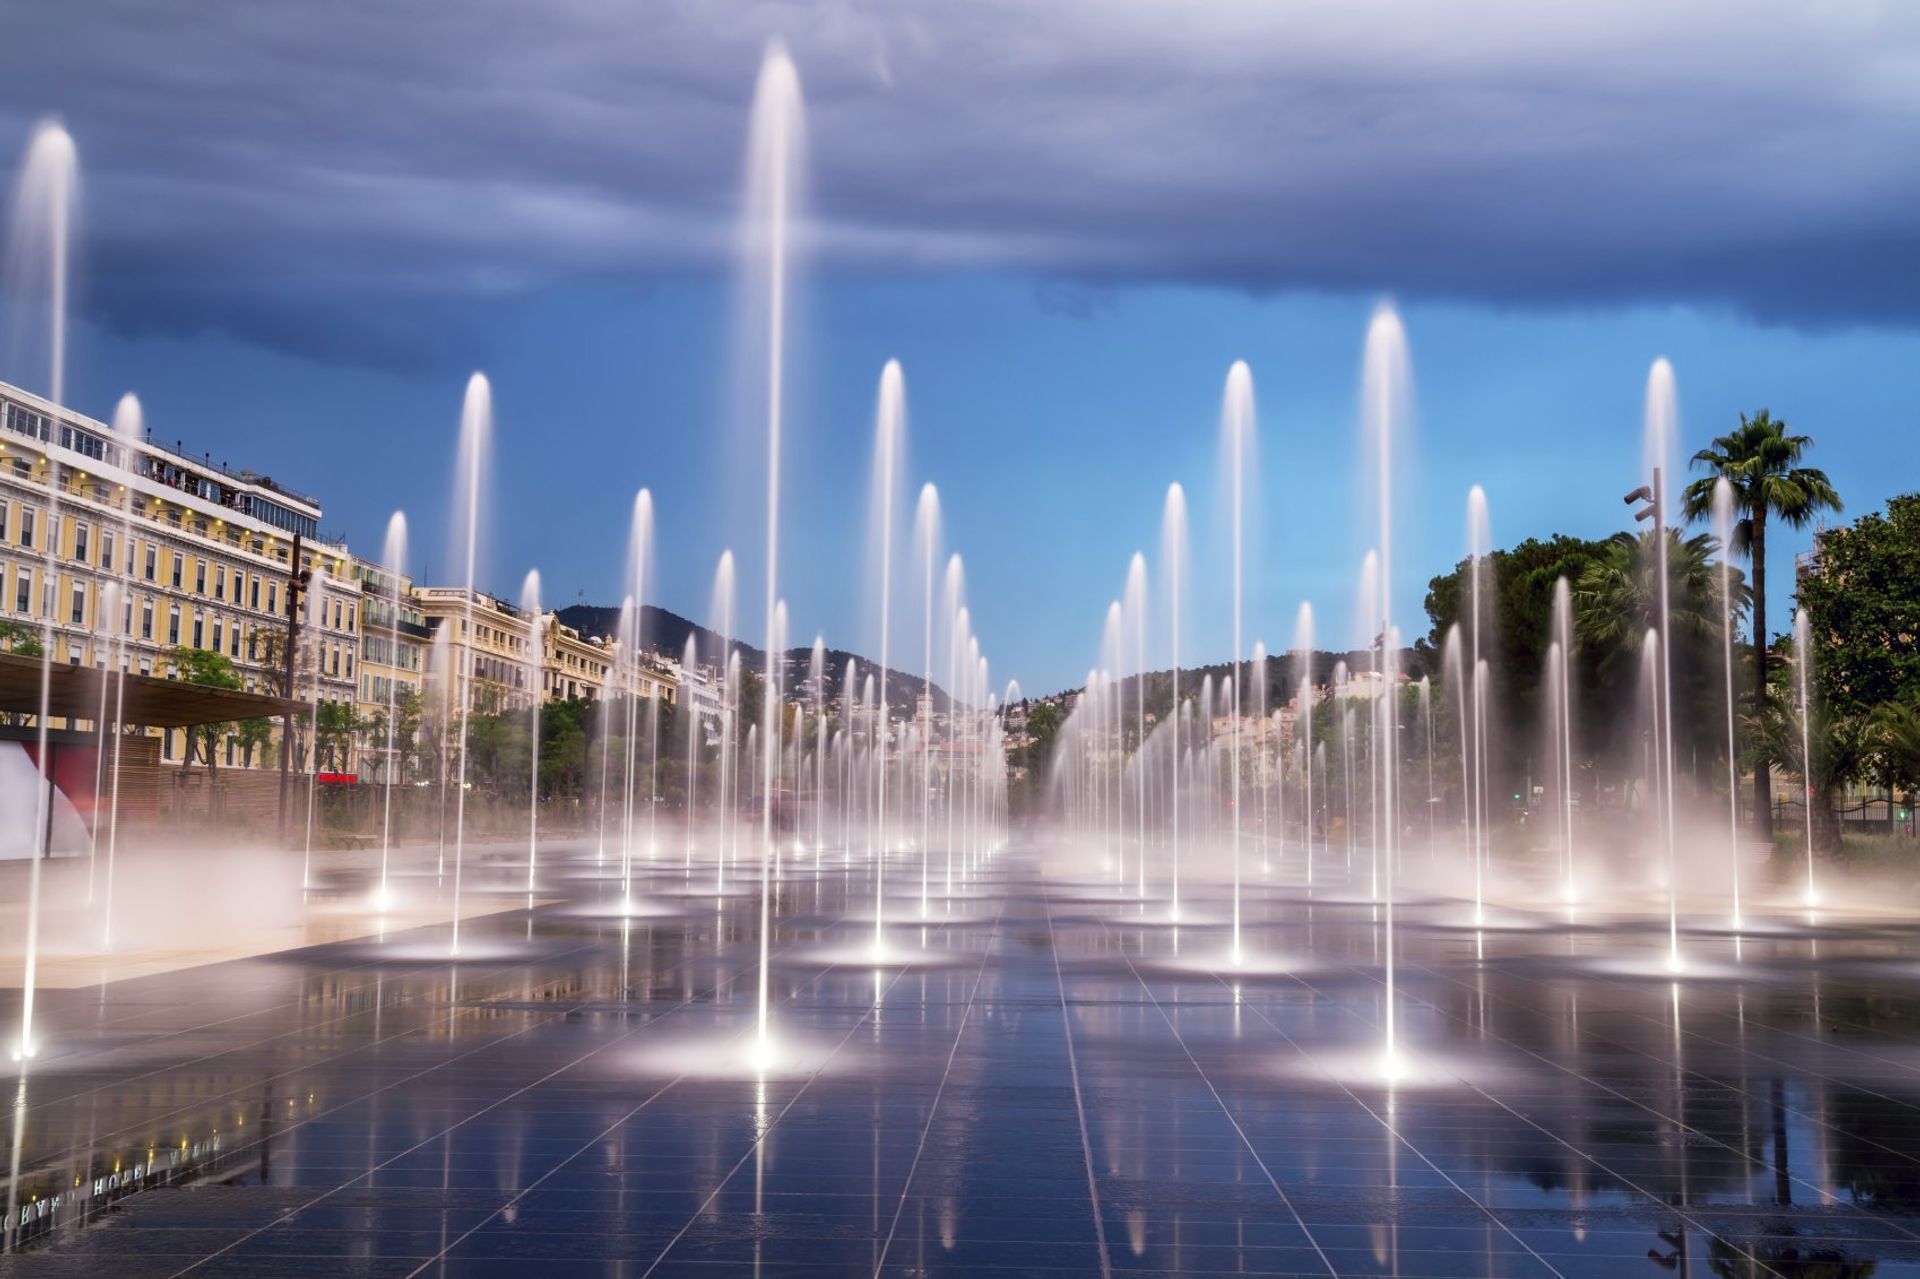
0, 652, 307, 727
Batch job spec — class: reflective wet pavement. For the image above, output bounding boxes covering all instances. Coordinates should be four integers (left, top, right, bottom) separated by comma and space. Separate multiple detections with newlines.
4, 843, 1920, 1276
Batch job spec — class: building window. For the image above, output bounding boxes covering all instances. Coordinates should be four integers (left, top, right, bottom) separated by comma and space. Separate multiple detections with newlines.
140, 600, 153, 640
171, 554, 183, 589
230, 624, 240, 658
212, 620, 223, 653
144, 544, 157, 581
0, 499, 8, 541
167, 604, 180, 646
191, 614, 203, 649
19, 508, 33, 550
69, 582, 84, 626
267, 583, 277, 616
195, 560, 206, 594
100, 530, 113, 570
250, 575, 260, 610
73, 521, 88, 564
214, 565, 225, 600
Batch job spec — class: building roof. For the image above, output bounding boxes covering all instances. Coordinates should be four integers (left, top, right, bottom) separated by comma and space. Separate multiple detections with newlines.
0, 652, 308, 728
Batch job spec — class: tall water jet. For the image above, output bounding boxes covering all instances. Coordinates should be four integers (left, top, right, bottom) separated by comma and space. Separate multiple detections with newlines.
1551, 576, 1576, 904
299, 567, 327, 890
1220, 361, 1255, 962
809, 635, 827, 854
448, 372, 491, 959
96, 393, 141, 950
914, 483, 940, 915
682, 633, 701, 875
623, 490, 655, 902
519, 570, 543, 891
1160, 483, 1188, 921
1251, 640, 1269, 876
1643, 357, 1682, 969
1357, 551, 1381, 900
709, 551, 736, 882
943, 559, 966, 893
1125, 553, 1149, 895
744, 42, 803, 1065
867, 360, 905, 958
375, 511, 409, 909
1418, 674, 1434, 856
1465, 485, 1492, 924
8, 118, 76, 1063
1795, 607, 1818, 908
1713, 478, 1743, 927
1294, 603, 1316, 887
1361, 301, 1410, 1076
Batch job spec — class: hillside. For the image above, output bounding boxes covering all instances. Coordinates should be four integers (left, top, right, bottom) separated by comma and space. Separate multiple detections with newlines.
556, 603, 953, 717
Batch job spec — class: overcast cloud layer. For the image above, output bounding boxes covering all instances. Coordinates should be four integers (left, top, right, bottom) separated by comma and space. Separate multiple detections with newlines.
5, 0, 1919, 368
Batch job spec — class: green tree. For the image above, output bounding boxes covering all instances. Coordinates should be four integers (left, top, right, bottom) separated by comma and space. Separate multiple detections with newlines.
1682, 409, 1841, 836
235, 717, 274, 769
1868, 699, 1920, 802
0, 619, 44, 659
313, 700, 361, 772
1793, 494, 1920, 721
1573, 528, 1747, 791
167, 646, 242, 779
1753, 655, 1874, 857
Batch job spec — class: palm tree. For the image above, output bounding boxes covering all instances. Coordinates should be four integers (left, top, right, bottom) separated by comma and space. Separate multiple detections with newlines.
1682, 410, 1841, 837
1572, 528, 1741, 661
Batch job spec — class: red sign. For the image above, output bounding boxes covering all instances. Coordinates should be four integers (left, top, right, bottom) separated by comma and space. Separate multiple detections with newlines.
317, 772, 358, 784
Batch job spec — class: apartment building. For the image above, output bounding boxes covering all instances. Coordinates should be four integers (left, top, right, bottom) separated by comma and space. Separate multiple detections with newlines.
414, 587, 676, 718
0, 381, 357, 769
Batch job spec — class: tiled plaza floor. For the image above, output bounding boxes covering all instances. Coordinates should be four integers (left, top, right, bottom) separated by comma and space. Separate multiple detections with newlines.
2, 841, 1918, 1276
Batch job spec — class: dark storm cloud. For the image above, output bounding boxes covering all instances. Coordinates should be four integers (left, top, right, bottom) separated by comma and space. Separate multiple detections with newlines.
5, 0, 1917, 367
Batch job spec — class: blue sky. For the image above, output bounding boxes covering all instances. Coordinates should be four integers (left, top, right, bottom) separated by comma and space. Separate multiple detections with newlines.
6, 2, 1919, 694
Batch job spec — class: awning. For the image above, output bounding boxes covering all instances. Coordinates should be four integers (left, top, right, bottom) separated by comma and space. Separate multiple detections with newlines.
0, 651, 309, 728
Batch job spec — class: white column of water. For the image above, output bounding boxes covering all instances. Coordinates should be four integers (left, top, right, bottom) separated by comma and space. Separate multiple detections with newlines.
1161, 484, 1187, 922
520, 572, 542, 893
917, 485, 938, 917
99, 394, 144, 951
1465, 486, 1491, 925
1128, 554, 1148, 897
1714, 479, 1744, 927
1222, 363, 1253, 963
11, 119, 74, 1065
1644, 358, 1683, 969
621, 600, 641, 906
1420, 675, 1434, 858
1295, 604, 1315, 891
1252, 641, 1268, 877
599, 660, 615, 868
944, 562, 965, 895
683, 635, 700, 878
1552, 577, 1577, 906
870, 362, 903, 959
375, 512, 408, 911
628, 491, 655, 882
1796, 608, 1818, 909
1357, 552, 1380, 901
300, 557, 327, 891
449, 372, 491, 959
1363, 305, 1407, 1079
751, 45, 802, 1064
